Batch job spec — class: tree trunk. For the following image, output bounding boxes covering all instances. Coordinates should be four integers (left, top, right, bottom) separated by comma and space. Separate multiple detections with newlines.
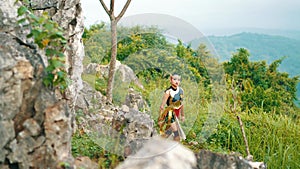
99, 0, 131, 103
237, 115, 251, 157
106, 19, 118, 103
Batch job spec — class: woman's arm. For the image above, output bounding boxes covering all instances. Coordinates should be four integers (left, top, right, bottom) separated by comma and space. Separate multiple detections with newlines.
160, 90, 170, 111
180, 88, 185, 121
180, 106, 185, 122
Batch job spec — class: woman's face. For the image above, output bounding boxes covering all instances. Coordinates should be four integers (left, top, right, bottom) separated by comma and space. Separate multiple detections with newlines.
171, 75, 181, 88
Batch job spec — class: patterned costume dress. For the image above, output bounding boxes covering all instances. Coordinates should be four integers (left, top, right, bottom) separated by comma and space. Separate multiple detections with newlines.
158, 86, 186, 140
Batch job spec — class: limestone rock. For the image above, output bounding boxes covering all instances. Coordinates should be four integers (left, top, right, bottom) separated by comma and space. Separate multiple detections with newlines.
75, 81, 104, 113
116, 136, 197, 169
0, 0, 84, 168
196, 150, 266, 169
124, 88, 149, 112
84, 60, 144, 89
74, 156, 98, 169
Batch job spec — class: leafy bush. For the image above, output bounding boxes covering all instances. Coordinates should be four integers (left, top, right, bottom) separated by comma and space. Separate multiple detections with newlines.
17, 1, 69, 92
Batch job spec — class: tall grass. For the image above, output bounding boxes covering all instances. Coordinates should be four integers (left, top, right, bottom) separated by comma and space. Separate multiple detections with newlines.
199, 110, 300, 169
245, 112, 300, 169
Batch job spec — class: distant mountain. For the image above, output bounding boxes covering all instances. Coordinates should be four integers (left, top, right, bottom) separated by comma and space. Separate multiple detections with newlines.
203, 28, 300, 41
239, 28, 300, 41
191, 32, 300, 77
190, 32, 300, 105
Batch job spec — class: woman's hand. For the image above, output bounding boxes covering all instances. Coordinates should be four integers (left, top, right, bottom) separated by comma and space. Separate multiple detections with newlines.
160, 105, 164, 111
181, 116, 185, 122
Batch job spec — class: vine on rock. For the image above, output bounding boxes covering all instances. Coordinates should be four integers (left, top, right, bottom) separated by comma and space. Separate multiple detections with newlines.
16, 0, 70, 92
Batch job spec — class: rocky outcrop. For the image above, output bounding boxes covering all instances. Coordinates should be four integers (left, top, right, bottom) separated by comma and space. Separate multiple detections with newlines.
116, 136, 197, 169
196, 150, 258, 169
84, 60, 144, 90
124, 88, 149, 112
116, 137, 266, 169
75, 80, 154, 157
0, 0, 84, 168
76, 96, 155, 158
74, 156, 99, 169
75, 81, 104, 113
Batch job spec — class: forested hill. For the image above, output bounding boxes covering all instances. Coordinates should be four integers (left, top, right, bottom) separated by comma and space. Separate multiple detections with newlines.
191, 32, 300, 105
205, 32, 300, 77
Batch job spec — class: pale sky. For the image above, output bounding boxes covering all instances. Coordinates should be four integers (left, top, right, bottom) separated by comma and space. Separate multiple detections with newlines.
81, 0, 300, 35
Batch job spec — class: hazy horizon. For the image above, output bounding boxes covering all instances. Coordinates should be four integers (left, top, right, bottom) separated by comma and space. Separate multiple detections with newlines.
81, 0, 300, 36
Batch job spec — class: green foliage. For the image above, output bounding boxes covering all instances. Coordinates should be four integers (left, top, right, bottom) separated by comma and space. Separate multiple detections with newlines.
111, 71, 130, 105
81, 23, 300, 169
82, 23, 106, 42
58, 162, 71, 169
111, 26, 171, 63
82, 23, 213, 99
17, 2, 69, 92
73, 108, 124, 168
223, 48, 299, 114
71, 131, 103, 160
205, 32, 300, 105
71, 131, 123, 169
175, 41, 212, 86
116, 32, 169, 61
81, 73, 107, 96
83, 24, 171, 65
82, 23, 110, 65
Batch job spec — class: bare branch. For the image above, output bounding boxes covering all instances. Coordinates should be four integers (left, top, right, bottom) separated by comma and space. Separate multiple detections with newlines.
99, 0, 110, 16
110, 0, 114, 15
116, 0, 132, 22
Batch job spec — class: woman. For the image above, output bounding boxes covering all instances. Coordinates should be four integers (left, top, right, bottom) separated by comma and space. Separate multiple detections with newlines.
158, 73, 186, 141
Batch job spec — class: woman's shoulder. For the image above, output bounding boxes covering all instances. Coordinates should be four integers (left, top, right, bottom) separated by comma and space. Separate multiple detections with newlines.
179, 87, 184, 93
164, 86, 173, 92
